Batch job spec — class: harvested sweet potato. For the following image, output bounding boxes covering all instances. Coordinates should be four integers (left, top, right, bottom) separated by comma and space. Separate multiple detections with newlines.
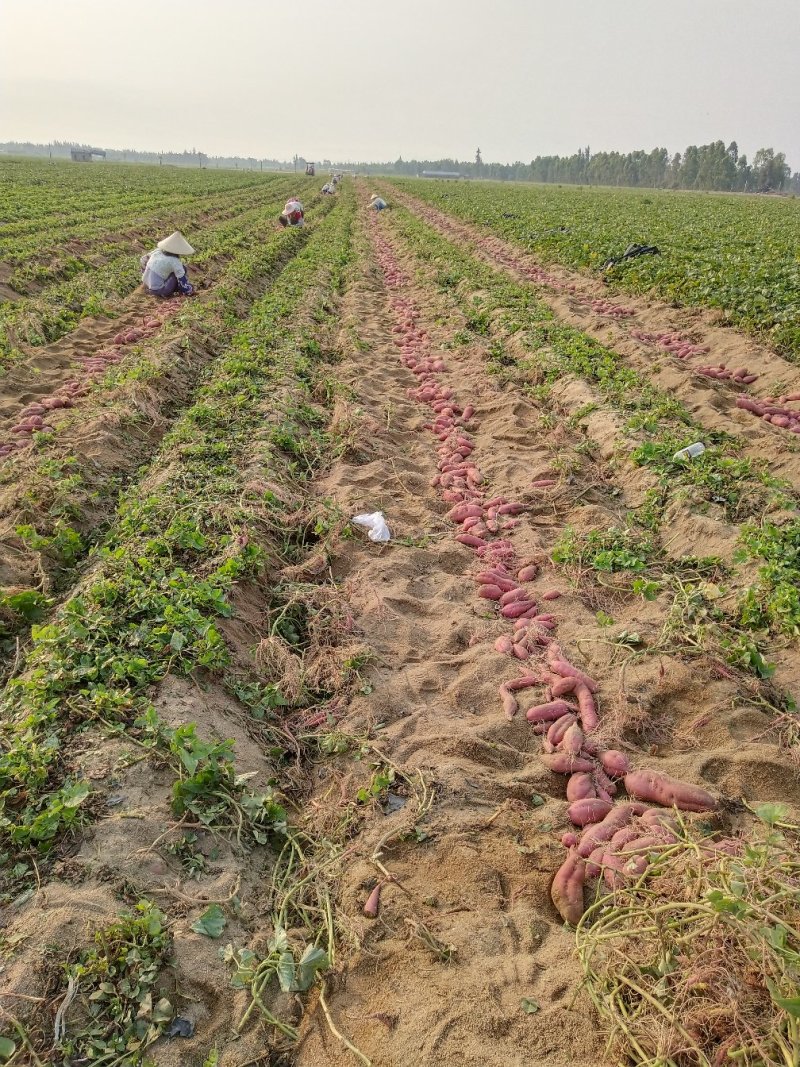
526, 700, 572, 723
550, 850, 586, 925
574, 684, 598, 732
624, 770, 718, 812
549, 659, 598, 693
600, 750, 630, 778
499, 685, 518, 720
567, 798, 613, 826
550, 676, 577, 698
540, 752, 595, 774
566, 772, 596, 802
561, 721, 585, 756
577, 803, 645, 858
547, 713, 577, 745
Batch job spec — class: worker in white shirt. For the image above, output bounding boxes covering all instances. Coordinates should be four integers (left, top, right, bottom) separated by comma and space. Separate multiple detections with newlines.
140, 231, 194, 297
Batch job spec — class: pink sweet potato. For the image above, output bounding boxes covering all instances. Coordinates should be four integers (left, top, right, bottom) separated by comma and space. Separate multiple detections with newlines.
526, 700, 572, 723
540, 752, 595, 774
499, 685, 518, 720
550, 850, 586, 925
505, 675, 539, 692
501, 600, 536, 619
574, 684, 598, 732
477, 574, 518, 592
602, 850, 647, 889
448, 503, 483, 522
624, 770, 718, 812
600, 750, 631, 778
561, 831, 578, 848
517, 565, 538, 582
608, 824, 642, 851
548, 659, 598, 693
478, 585, 503, 601
456, 533, 487, 548
547, 713, 577, 745
561, 722, 585, 756
363, 882, 382, 918
619, 830, 676, 854
550, 676, 577, 697
585, 846, 606, 879
577, 804, 644, 858
640, 809, 678, 831
594, 765, 618, 797
567, 798, 614, 826
494, 635, 513, 654
499, 587, 526, 606
566, 772, 596, 802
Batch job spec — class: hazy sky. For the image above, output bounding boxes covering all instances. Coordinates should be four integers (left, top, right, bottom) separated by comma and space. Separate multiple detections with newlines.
2, 0, 798, 166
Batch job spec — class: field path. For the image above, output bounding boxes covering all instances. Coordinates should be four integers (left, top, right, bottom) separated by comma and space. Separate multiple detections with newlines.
292, 193, 614, 1067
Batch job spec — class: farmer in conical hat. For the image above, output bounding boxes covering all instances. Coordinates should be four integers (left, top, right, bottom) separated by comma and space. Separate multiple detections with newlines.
140, 230, 195, 297
369, 193, 388, 211
278, 197, 305, 228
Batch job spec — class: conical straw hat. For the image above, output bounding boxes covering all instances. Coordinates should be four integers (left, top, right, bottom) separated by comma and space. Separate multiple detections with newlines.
157, 231, 194, 255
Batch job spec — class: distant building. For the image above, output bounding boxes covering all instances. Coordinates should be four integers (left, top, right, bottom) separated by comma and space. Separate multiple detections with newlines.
420, 170, 464, 179
70, 147, 106, 162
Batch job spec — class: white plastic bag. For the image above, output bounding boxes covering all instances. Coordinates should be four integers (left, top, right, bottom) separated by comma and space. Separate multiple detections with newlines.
352, 511, 391, 543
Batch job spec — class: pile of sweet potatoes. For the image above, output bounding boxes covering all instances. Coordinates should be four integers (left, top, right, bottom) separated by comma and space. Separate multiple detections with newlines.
631, 328, 710, 359
589, 298, 635, 319
737, 391, 800, 434
696, 363, 758, 385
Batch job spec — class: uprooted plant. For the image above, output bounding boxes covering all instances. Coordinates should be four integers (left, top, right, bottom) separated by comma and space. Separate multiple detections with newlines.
577, 805, 800, 1067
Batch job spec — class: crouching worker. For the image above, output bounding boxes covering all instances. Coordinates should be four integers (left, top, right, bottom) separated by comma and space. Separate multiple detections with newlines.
140, 231, 194, 297
279, 198, 305, 227
369, 194, 388, 211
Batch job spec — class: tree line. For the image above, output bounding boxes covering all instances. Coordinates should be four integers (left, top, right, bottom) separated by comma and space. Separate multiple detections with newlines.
2, 138, 798, 193
357, 141, 798, 193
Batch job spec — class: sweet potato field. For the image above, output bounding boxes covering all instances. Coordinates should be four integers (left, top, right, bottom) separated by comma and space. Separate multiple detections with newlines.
0, 161, 798, 1067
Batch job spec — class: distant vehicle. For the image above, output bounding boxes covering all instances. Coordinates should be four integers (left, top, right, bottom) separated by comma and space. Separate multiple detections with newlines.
420, 170, 464, 179
70, 147, 106, 163
305, 162, 315, 176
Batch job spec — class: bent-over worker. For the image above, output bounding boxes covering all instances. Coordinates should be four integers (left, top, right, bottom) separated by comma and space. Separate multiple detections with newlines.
140, 231, 194, 297
369, 194, 388, 212
279, 198, 305, 227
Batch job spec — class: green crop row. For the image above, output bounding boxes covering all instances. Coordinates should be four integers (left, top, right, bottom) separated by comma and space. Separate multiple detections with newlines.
391, 177, 800, 360
0, 181, 307, 363
0, 186, 354, 884
0, 190, 339, 681
0, 157, 299, 243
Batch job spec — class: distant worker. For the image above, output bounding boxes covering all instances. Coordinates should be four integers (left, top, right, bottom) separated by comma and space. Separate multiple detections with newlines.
140, 231, 194, 298
321, 182, 334, 194
279, 198, 305, 227
369, 194, 388, 212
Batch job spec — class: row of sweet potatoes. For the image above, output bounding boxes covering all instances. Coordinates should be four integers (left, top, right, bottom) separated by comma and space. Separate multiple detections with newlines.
0, 302, 177, 460
371, 211, 723, 930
